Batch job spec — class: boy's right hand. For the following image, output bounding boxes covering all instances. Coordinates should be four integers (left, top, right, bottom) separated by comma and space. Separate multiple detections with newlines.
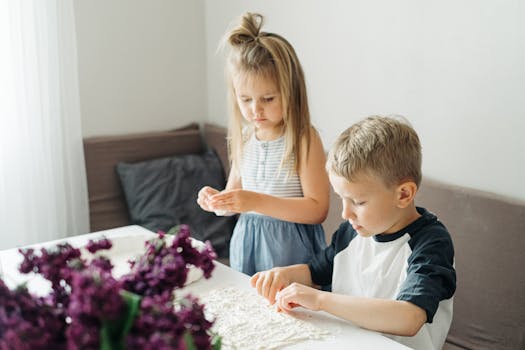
197, 186, 220, 212
250, 267, 292, 305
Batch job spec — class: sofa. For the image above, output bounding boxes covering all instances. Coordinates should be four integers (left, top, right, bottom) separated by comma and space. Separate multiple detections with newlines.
83, 123, 235, 261
84, 123, 525, 350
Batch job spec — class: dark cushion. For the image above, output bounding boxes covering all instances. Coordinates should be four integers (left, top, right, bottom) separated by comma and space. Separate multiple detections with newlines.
116, 150, 236, 258
83, 123, 203, 231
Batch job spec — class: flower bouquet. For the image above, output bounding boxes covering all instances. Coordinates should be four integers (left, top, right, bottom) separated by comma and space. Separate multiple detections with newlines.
0, 225, 221, 350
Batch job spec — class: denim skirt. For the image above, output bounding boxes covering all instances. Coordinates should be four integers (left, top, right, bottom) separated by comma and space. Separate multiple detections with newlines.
229, 213, 327, 276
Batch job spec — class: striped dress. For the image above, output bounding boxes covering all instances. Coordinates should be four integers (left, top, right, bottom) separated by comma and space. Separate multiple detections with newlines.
229, 133, 326, 275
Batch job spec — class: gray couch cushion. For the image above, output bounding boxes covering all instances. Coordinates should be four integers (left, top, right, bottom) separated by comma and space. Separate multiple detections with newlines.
83, 124, 203, 231
443, 342, 468, 350
416, 178, 525, 350
116, 150, 236, 258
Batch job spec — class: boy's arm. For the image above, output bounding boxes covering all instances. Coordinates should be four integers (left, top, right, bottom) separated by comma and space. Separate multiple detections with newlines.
277, 224, 454, 337
250, 264, 313, 304
317, 292, 427, 336
275, 282, 426, 337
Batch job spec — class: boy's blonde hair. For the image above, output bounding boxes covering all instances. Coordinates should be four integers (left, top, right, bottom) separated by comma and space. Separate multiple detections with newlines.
327, 116, 422, 187
222, 12, 313, 174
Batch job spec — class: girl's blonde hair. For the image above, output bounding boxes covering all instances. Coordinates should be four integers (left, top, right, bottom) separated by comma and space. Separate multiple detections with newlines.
221, 12, 313, 174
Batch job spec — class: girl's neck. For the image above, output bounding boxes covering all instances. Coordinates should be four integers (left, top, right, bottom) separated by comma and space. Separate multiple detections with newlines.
255, 126, 284, 141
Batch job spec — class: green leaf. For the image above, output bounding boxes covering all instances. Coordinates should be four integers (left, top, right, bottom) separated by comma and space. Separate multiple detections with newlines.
99, 326, 115, 350
119, 290, 142, 336
166, 225, 181, 236
100, 290, 142, 350
211, 333, 222, 350
14, 282, 29, 293
184, 332, 221, 350
183, 332, 197, 350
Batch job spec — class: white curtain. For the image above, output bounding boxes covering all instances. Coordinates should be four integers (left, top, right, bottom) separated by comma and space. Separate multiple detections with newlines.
0, 0, 89, 250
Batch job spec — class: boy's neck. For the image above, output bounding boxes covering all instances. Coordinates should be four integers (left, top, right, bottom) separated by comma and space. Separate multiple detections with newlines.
404, 205, 422, 227
385, 204, 421, 234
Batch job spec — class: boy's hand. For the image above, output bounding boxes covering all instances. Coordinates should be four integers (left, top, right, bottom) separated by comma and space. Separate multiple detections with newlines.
250, 267, 292, 305
276, 283, 323, 312
197, 186, 220, 212
209, 189, 259, 213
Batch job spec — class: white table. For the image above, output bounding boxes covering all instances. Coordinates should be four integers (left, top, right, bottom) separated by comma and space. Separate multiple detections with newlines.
0, 225, 410, 349
0, 225, 159, 293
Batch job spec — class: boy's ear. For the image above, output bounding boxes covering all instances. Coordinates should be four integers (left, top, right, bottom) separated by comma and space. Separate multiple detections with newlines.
395, 181, 418, 208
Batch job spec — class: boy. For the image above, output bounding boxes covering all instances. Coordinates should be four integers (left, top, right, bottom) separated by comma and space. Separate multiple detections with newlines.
250, 116, 456, 350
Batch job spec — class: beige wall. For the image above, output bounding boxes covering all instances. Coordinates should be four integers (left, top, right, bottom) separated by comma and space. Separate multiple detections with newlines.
74, 0, 207, 137
205, 0, 525, 202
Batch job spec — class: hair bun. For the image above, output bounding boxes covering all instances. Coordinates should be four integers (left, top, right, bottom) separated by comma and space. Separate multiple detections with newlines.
228, 12, 264, 46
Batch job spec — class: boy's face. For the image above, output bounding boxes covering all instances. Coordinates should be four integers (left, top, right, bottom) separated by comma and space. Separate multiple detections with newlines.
329, 171, 407, 237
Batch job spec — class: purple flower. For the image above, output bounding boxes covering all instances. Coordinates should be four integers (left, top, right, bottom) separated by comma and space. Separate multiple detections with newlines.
68, 268, 125, 320
85, 236, 112, 254
171, 225, 217, 278
18, 243, 84, 307
65, 317, 100, 350
0, 225, 219, 349
90, 256, 113, 273
0, 279, 66, 349
120, 233, 192, 297
126, 292, 214, 350
177, 295, 215, 349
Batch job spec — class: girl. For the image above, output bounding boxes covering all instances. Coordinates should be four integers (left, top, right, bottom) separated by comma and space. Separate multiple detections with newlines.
197, 12, 329, 275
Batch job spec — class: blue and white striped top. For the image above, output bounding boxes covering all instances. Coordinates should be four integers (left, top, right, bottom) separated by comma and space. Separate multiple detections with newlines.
240, 134, 303, 198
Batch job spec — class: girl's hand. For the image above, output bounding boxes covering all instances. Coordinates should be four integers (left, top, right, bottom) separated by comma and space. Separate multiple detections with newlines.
276, 283, 323, 312
197, 186, 220, 212
250, 267, 292, 305
209, 189, 259, 213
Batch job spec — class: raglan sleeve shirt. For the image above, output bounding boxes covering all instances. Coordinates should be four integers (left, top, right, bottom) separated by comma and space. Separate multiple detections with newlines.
307, 221, 356, 287
307, 208, 456, 324
396, 224, 456, 323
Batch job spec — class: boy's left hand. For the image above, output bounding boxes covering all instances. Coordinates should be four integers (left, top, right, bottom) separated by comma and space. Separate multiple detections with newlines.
209, 189, 258, 213
276, 283, 323, 313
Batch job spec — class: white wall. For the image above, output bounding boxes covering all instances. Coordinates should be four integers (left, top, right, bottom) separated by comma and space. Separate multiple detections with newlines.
74, 0, 207, 137
205, 0, 525, 201
72, 1, 525, 201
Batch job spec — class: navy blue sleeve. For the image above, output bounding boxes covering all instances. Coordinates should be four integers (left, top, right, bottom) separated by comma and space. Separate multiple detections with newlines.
308, 222, 355, 286
396, 225, 456, 323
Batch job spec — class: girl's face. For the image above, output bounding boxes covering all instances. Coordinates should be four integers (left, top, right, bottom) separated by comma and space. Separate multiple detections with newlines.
233, 73, 284, 140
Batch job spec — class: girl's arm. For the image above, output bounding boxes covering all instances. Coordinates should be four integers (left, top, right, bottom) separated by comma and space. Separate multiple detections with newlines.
277, 283, 427, 337
209, 130, 330, 224
225, 165, 242, 190
197, 166, 242, 213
